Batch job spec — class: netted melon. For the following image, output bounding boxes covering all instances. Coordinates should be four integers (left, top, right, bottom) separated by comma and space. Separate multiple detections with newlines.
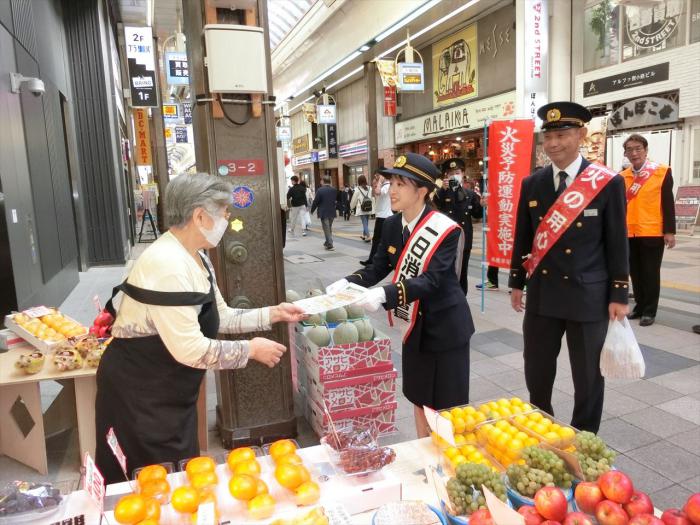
345, 304, 364, 319
306, 312, 325, 326
333, 322, 359, 345
306, 288, 324, 297
286, 289, 302, 302
326, 307, 348, 324
307, 325, 331, 347
352, 318, 374, 342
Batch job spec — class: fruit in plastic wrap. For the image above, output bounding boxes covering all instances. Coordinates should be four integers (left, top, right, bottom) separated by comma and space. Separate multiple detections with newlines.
0, 480, 62, 517
447, 463, 507, 516
270, 507, 330, 525
322, 427, 396, 474
72, 334, 104, 358
86, 347, 105, 368
53, 349, 83, 371
14, 351, 45, 375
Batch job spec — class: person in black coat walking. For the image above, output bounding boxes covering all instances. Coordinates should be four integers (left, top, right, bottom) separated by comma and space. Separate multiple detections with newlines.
310, 175, 338, 250
326, 153, 474, 438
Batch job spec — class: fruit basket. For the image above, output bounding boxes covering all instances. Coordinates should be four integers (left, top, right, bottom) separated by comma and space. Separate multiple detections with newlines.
508, 409, 577, 450
0, 481, 65, 523
440, 462, 510, 525
5, 310, 87, 354
440, 443, 503, 475
504, 446, 575, 509
320, 427, 395, 476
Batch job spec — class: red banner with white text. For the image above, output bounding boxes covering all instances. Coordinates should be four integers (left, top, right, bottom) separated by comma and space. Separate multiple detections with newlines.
486, 119, 535, 268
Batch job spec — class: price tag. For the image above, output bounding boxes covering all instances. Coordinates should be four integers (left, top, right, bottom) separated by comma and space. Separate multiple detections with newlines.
93, 295, 102, 313
426, 465, 452, 512
423, 406, 455, 446
106, 428, 128, 479
83, 453, 105, 513
24, 306, 53, 318
197, 502, 216, 525
482, 485, 525, 525
541, 442, 585, 480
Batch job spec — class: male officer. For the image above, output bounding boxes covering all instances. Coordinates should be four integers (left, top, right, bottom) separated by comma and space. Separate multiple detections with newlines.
509, 102, 629, 433
434, 158, 482, 293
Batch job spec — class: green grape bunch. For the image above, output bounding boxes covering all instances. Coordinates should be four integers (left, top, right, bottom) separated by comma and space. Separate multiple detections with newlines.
574, 431, 616, 482
446, 463, 507, 515
521, 446, 573, 488
507, 464, 555, 498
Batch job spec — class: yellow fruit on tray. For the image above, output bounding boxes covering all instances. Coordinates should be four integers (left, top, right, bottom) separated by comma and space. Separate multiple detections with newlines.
248, 493, 276, 520
190, 470, 218, 490
270, 439, 297, 462
227, 447, 256, 470
275, 463, 307, 490
185, 456, 216, 480
140, 478, 170, 503
114, 494, 148, 524
143, 497, 161, 520
229, 473, 258, 501
295, 480, 321, 506
171, 485, 200, 514
137, 464, 168, 487
256, 478, 269, 496
233, 458, 261, 477
276, 453, 304, 466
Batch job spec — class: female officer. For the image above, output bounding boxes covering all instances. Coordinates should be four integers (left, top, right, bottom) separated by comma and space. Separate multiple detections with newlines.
327, 153, 474, 437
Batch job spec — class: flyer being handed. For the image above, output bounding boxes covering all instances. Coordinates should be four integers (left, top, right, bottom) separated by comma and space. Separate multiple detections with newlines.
293, 282, 368, 315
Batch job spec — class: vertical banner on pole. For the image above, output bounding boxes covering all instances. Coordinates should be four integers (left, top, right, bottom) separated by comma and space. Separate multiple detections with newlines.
486, 119, 535, 269
523, 0, 548, 123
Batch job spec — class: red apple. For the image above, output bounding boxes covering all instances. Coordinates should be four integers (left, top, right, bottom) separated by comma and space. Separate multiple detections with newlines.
563, 512, 595, 525
541, 521, 562, 525
519, 505, 545, 525
535, 487, 568, 523
661, 509, 692, 525
599, 471, 635, 504
596, 500, 630, 525
624, 491, 655, 518
575, 481, 606, 514
94, 311, 113, 326
629, 515, 664, 525
684, 494, 700, 525
469, 508, 494, 525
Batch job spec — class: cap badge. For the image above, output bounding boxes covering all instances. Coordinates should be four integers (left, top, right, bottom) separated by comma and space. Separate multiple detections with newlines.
394, 155, 407, 168
547, 108, 561, 122
449, 161, 457, 168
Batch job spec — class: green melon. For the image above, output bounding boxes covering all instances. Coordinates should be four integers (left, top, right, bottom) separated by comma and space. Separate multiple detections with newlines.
306, 288, 324, 297
307, 325, 331, 347
333, 322, 359, 345
306, 312, 325, 326
352, 319, 374, 342
326, 307, 348, 324
286, 289, 302, 302
345, 304, 365, 319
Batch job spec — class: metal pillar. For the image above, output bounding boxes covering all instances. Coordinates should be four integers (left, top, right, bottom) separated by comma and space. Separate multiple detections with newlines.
183, 0, 295, 448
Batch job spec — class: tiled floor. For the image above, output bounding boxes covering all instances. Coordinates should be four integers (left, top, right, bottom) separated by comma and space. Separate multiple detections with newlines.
1, 217, 698, 510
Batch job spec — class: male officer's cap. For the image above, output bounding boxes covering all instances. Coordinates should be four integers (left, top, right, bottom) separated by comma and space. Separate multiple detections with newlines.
537, 101, 592, 131
441, 157, 465, 174
380, 152, 439, 189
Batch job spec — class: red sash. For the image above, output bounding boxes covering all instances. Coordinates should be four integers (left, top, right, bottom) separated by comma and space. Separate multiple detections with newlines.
523, 163, 617, 276
626, 160, 660, 202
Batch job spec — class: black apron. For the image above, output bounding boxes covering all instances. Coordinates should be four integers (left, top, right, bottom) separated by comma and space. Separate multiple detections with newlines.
95, 256, 219, 484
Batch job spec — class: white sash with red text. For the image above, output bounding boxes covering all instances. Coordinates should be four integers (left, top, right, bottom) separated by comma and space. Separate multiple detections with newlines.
391, 211, 461, 343
523, 163, 617, 276
626, 160, 660, 201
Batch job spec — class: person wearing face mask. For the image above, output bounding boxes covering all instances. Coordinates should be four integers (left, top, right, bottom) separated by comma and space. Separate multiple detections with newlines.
433, 158, 483, 293
94, 173, 306, 484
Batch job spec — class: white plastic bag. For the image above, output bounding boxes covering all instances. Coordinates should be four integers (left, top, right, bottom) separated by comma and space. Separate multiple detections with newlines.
600, 318, 646, 379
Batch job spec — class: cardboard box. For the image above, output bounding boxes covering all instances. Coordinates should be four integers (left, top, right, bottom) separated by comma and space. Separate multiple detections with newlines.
306, 367, 397, 413
294, 326, 393, 382
307, 399, 398, 437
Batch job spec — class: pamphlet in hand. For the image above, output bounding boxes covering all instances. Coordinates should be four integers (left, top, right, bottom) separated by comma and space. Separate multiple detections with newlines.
293, 282, 368, 315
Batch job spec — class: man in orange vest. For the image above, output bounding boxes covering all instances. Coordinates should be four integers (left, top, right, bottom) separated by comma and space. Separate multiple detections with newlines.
620, 134, 676, 327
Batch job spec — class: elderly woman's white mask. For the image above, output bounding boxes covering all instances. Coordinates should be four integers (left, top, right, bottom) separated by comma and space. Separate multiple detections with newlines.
200, 210, 229, 247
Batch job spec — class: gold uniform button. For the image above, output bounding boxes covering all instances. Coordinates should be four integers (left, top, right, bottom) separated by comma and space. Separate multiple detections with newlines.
576, 222, 583, 228
623, 285, 628, 288
542, 269, 548, 275
614, 284, 620, 288
565, 248, 572, 254
563, 275, 569, 280
538, 216, 543, 220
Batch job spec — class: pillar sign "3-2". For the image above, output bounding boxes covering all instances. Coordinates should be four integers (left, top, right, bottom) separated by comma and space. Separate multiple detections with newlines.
217, 159, 266, 176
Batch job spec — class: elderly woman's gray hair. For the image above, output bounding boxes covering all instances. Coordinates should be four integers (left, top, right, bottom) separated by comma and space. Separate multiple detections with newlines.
165, 173, 233, 227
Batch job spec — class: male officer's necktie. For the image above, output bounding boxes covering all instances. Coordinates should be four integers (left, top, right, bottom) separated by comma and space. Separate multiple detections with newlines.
402, 225, 410, 245
556, 171, 568, 197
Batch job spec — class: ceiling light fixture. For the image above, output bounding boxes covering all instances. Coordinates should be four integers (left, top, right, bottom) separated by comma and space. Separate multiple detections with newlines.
292, 51, 361, 98
374, 0, 443, 42
359, 44, 371, 52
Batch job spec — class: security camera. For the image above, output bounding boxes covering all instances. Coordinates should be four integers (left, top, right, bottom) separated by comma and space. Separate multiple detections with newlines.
9, 73, 45, 97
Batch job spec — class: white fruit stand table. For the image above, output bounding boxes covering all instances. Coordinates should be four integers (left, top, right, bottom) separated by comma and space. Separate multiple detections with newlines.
0, 348, 210, 476
27, 438, 440, 525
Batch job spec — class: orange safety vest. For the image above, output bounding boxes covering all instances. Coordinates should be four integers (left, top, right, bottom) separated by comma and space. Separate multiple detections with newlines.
621, 163, 668, 237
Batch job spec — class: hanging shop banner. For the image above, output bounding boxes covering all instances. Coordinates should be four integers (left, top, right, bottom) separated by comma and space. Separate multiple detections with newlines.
432, 24, 478, 108
133, 108, 152, 166
292, 135, 309, 155
327, 124, 338, 158
276, 126, 292, 141
162, 104, 178, 118
302, 102, 317, 123
339, 139, 368, 158
608, 96, 679, 130
522, 0, 548, 123
384, 85, 397, 117
376, 59, 398, 87
175, 126, 188, 143
398, 62, 424, 92
486, 119, 535, 269
674, 185, 700, 235
395, 91, 517, 145
165, 51, 189, 85
182, 103, 193, 124
316, 104, 337, 124
581, 116, 608, 164
583, 62, 669, 97
164, 126, 175, 145
124, 26, 158, 107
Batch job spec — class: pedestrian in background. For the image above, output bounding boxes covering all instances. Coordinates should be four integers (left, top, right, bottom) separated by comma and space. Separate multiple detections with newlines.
350, 174, 374, 242
310, 175, 338, 251
302, 181, 313, 234
286, 175, 307, 238
361, 172, 392, 266
621, 133, 676, 327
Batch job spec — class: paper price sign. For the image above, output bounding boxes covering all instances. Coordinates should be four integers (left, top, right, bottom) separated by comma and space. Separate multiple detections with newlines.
83, 453, 105, 512
24, 306, 53, 318
423, 406, 455, 446
197, 502, 216, 524
482, 484, 525, 525
107, 427, 128, 475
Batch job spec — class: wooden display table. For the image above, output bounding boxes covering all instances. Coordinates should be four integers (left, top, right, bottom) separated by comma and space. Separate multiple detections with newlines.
0, 347, 209, 476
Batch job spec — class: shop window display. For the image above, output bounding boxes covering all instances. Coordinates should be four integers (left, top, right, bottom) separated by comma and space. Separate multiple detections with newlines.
584, 0, 621, 72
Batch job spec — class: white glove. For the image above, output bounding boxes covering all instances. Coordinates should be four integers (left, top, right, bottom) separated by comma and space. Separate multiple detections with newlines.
325, 278, 348, 296
356, 287, 386, 312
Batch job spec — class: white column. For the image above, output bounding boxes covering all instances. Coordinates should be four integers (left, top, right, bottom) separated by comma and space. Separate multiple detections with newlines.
548, 0, 572, 101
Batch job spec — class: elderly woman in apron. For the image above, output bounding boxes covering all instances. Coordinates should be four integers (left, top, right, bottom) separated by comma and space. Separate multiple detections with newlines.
95, 173, 305, 484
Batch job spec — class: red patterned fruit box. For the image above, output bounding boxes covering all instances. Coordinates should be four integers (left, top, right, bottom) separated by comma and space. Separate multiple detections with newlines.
307, 399, 398, 438
305, 368, 398, 413
294, 326, 393, 382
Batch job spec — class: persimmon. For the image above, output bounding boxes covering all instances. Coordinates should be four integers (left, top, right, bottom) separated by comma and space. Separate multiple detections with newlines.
185, 456, 216, 480
114, 494, 148, 524
269, 439, 297, 462
275, 453, 304, 466
190, 470, 218, 490
140, 478, 170, 503
143, 497, 161, 520
248, 493, 275, 520
232, 458, 261, 477
137, 464, 168, 488
227, 447, 256, 470
295, 480, 320, 506
229, 474, 258, 501
171, 485, 200, 514
256, 478, 269, 496
274, 463, 306, 490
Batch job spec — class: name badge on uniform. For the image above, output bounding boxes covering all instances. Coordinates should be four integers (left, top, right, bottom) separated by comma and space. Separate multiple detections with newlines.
584, 209, 598, 217
529, 200, 538, 208
387, 245, 397, 254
